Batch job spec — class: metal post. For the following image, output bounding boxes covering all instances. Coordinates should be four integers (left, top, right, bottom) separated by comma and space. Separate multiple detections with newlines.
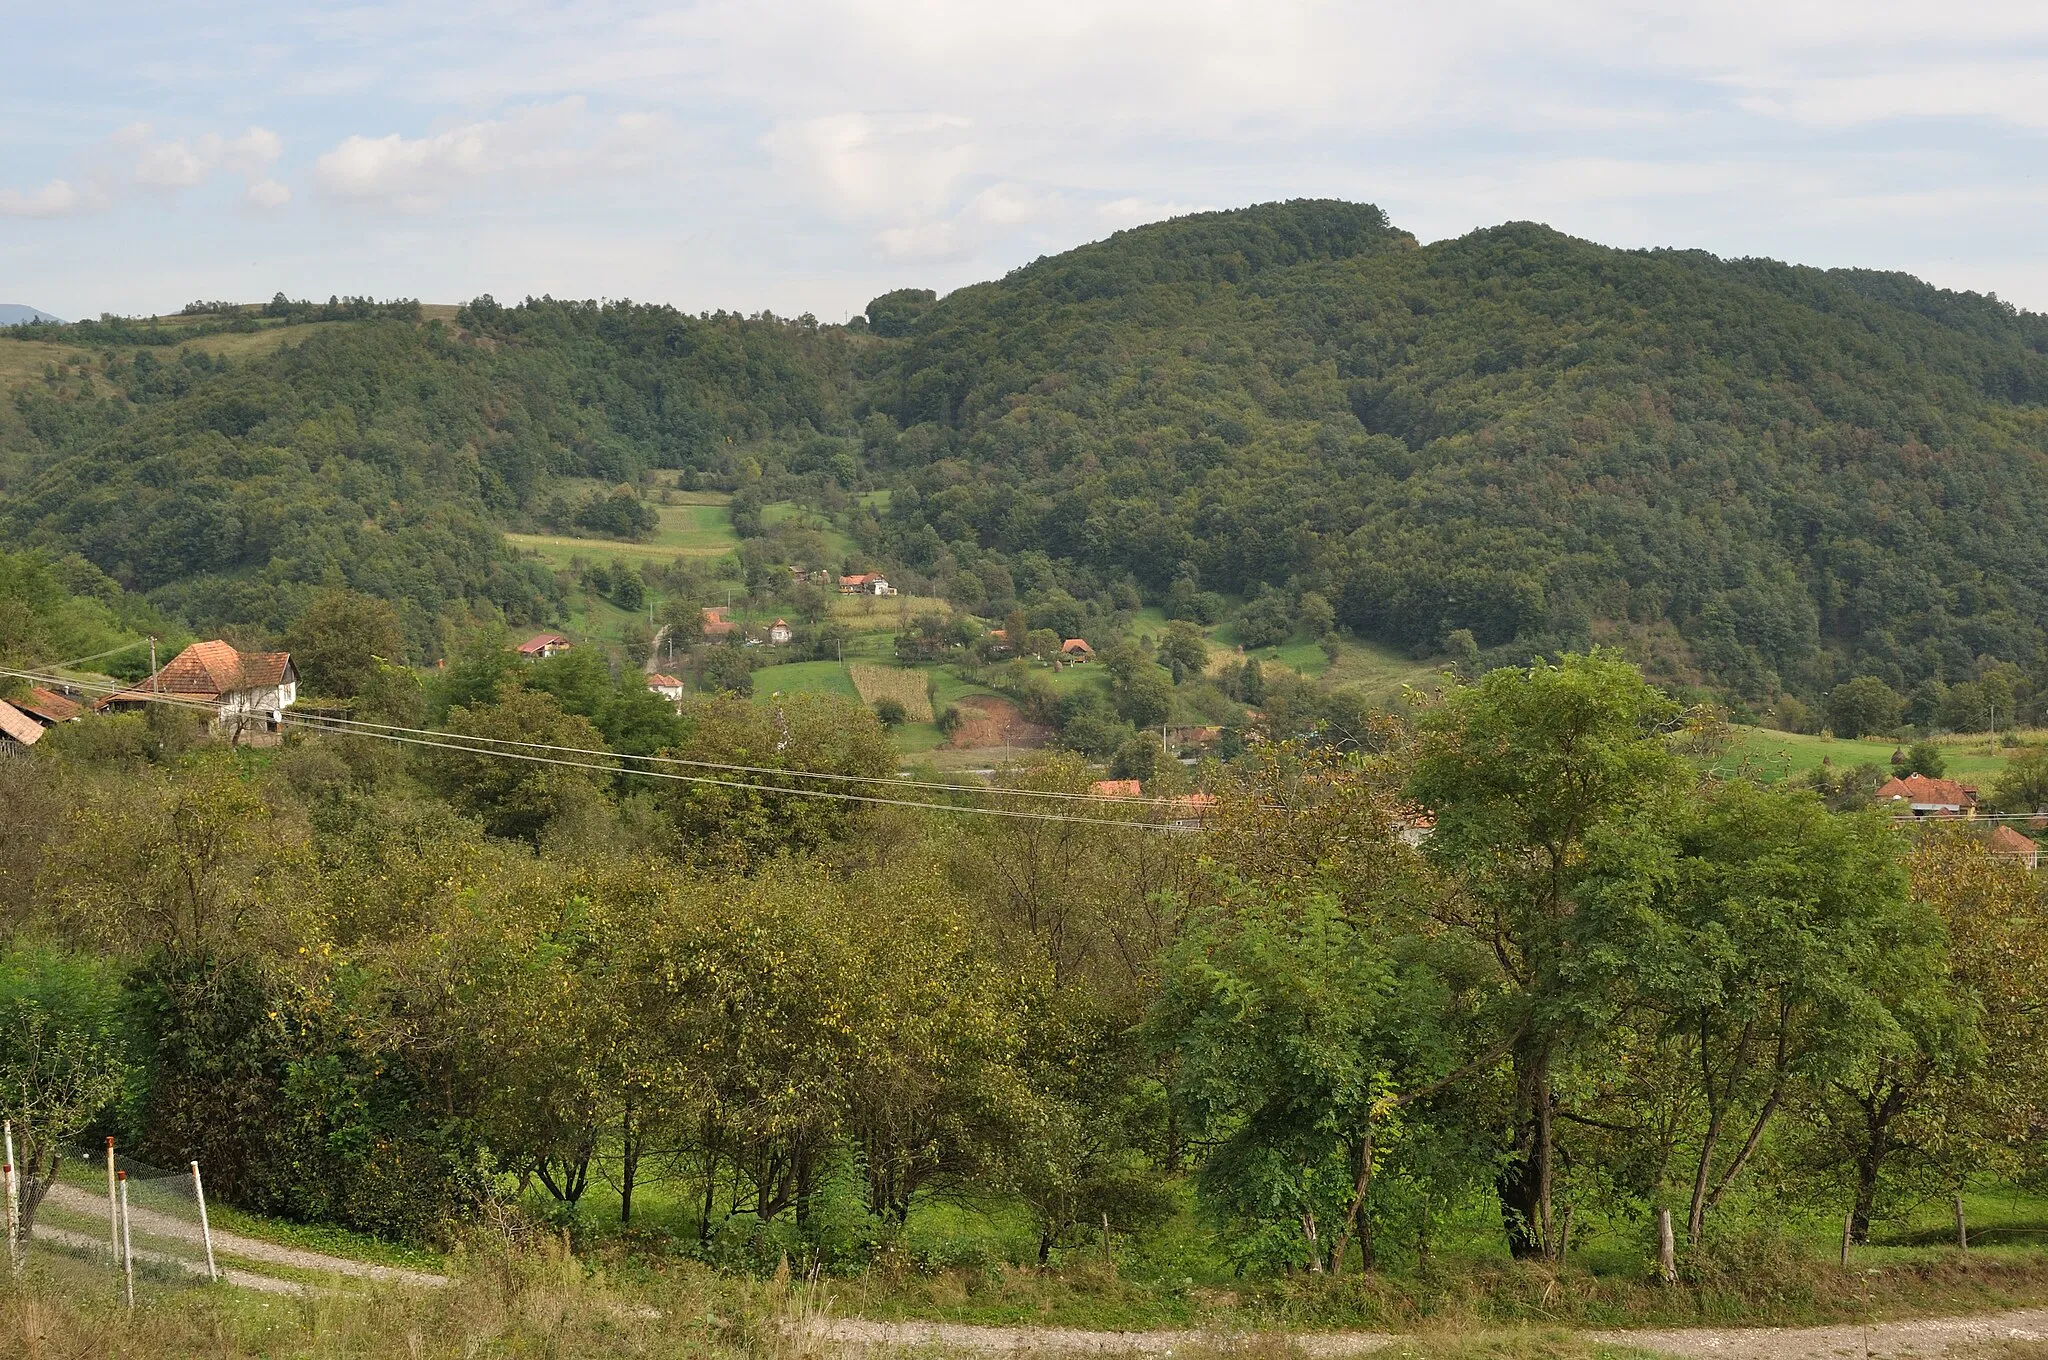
191, 1162, 218, 1281
105, 1136, 118, 1265
118, 1171, 133, 1308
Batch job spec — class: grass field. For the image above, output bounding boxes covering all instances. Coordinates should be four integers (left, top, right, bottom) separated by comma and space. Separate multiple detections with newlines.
762, 500, 856, 559
848, 664, 935, 721
505, 502, 741, 569
751, 660, 860, 702
1717, 726, 2027, 785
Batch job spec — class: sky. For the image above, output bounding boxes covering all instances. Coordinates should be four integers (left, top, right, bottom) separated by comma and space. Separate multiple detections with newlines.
5, 1, 2047, 321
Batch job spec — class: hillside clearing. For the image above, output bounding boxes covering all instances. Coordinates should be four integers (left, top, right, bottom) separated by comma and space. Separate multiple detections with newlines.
848, 664, 935, 721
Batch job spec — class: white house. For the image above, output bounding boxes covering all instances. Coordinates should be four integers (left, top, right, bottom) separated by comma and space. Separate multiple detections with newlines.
768, 618, 793, 645
838, 572, 896, 597
96, 640, 298, 745
646, 672, 686, 703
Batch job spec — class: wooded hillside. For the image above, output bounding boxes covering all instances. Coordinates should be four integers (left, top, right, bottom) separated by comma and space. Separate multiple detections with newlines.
7, 202, 2048, 716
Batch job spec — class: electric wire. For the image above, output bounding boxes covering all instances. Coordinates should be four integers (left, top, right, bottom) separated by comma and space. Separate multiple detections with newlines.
0, 666, 1201, 832
2, 663, 1187, 808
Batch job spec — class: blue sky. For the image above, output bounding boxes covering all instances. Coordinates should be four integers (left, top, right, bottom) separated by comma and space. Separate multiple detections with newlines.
6, 1, 2047, 320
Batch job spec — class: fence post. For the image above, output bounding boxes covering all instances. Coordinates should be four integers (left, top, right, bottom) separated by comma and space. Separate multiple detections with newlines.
105, 1136, 119, 1266
191, 1162, 218, 1282
1657, 1207, 1677, 1283
1841, 1211, 1854, 1267
4, 1119, 16, 1276
118, 1170, 133, 1309
1955, 1195, 1968, 1250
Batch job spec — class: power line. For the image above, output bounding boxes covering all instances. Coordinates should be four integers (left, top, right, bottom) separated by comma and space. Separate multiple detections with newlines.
3, 664, 1185, 807
0, 667, 1196, 832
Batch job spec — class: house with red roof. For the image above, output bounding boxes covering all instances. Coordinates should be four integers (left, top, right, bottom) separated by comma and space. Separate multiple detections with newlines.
1090, 779, 1143, 799
701, 607, 737, 639
1874, 774, 1978, 816
646, 673, 685, 703
515, 632, 572, 659
0, 699, 44, 754
1059, 638, 1094, 663
839, 572, 896, 597
1989, 825, 2039, 869
95, 640, 298, 744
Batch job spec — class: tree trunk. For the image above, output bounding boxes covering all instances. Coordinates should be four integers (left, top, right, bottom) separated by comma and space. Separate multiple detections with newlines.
1498, 1047, 1552, 1259
619, 1101, 640, 1225
1850, 1153, 1880, 1245
1687, 1106, 1724, 1246
1330, 1127, 1375, 1275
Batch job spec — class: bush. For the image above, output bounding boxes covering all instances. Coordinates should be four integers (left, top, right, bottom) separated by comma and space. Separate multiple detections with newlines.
874, 697, 908, 727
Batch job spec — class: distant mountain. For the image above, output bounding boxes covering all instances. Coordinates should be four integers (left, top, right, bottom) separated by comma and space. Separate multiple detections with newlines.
0, 304, 63, 325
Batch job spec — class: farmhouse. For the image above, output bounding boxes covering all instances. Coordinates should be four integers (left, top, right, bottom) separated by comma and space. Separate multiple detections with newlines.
768, 619, 793, 645
1989, 824, 2040, 869
516, 633, 572, 659
702, 607, 738, 639
1874, 773, 1978, 816
0, 700, 43, 754
1060, 638, 1094, 662
12, 687, 81, 726
95, 640, 298, 745
646, 673, 685, 703
839, 572, 896, 597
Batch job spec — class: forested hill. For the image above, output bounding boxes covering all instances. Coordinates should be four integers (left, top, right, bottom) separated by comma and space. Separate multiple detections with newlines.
861, 202, 2048, 707
6, 200, 2048, 713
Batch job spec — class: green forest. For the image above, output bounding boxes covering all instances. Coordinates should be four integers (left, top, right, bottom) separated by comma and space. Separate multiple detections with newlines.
7, 201, 2048, 728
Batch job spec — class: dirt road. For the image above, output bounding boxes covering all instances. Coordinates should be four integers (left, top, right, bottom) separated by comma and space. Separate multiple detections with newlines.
36, 1182, 448, 1289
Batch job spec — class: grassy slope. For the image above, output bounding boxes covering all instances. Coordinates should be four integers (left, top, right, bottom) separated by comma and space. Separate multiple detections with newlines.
505, 502, 741, 569
1717, 726, 2028, 785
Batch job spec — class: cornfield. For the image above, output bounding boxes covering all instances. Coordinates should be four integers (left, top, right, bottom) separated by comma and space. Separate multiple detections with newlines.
846, 665, 935, 721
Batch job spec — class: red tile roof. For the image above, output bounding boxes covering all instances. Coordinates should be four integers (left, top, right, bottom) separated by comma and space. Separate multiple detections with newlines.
95, 641, 295, 708
1060, 638, 1094, 655
646, 673, 683, 689
1989, 825, 2037, 856
1875, 774, 1977, 808
15, 687, 80, 724
0, 700, 43, 747
1090, 779, 1143, 799
515, 633, 570, 655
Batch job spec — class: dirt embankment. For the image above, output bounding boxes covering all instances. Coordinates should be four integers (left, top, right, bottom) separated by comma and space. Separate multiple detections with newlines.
946, 695, 1050, 750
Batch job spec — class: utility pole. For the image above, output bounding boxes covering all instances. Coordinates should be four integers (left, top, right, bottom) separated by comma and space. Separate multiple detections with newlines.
148, 637, 158, 693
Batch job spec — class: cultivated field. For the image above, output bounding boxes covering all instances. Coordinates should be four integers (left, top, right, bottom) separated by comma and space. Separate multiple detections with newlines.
847, 663, 935, 721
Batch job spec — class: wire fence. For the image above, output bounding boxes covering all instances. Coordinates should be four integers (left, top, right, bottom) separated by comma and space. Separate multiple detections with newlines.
5, 1131, 221, 1303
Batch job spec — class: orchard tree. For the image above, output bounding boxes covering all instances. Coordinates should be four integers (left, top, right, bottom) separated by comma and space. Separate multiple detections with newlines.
0, 948, 129, 1232
1406, 650, 1691, 1259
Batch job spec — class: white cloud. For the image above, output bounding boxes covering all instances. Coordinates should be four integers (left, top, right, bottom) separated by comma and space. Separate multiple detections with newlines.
243, 178, 292, 210
121, 124, 284, 192
313, 98, 670, 208
0, 178, 105, 219
765, 113, 978, 220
